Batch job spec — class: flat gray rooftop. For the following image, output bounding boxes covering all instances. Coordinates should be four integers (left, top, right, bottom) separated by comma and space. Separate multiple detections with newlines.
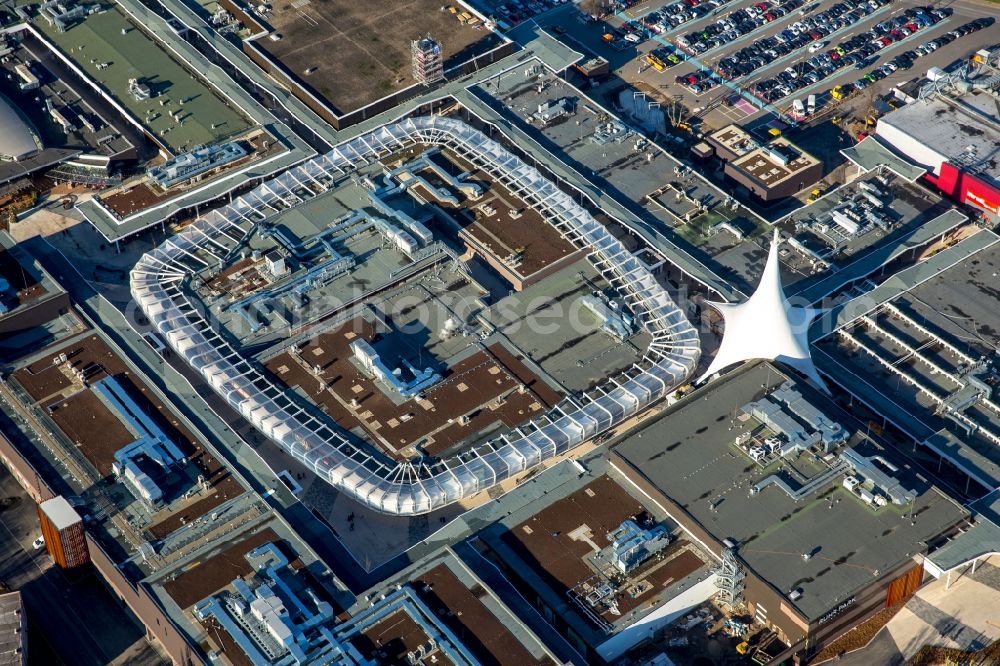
478, 67, 762, 224
481, 258, 651, 393
814, 230, 1000, 489
925, 489, 999, 573
778, 171, 961, 302
74, 0, 315, 242
904, 243, 1000, 358
841, 137, 927, 182
455, 80, 740, 301
877, 90, 1000, 188
206, 181, 436, 347
0, 147, 79, 184
819, 229, 1000, 334
258, 180, 369, 238
479, 70, 688, 208
614, 362, 968, 621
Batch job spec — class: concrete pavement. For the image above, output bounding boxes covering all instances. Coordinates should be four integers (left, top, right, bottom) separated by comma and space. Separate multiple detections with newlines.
887, 557, 1000, 659
826, 556, 1000, 665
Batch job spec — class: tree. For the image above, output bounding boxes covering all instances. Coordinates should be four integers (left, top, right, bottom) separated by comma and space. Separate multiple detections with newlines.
580, 0, 611, 18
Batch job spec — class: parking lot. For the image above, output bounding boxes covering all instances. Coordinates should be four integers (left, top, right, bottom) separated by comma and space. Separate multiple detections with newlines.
531, 0, 999, 132
472, 0, 573, 27
470, 0, 997, 296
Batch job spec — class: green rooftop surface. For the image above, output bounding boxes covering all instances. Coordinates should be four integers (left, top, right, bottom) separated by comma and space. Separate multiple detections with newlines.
34, 6, 250, 153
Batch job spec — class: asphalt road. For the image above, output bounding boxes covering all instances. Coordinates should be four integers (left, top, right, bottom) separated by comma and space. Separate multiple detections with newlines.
0, 466, 159, 666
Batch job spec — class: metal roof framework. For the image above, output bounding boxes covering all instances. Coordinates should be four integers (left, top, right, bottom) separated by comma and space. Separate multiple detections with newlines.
131, 116, 700, 515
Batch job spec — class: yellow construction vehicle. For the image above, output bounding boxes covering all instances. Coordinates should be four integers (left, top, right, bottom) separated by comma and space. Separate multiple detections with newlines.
849, 89, 881, 138
736, 641, 750, 655
672, 384, 692, 401
645, 53, 667, 72
807, 187, 824, 203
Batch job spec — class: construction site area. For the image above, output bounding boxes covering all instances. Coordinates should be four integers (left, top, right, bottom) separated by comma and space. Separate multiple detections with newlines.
252, 0, 503, 115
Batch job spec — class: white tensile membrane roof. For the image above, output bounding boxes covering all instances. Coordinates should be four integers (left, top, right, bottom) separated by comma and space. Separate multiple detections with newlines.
699, 229, 824, 388
130, 116, 701, 516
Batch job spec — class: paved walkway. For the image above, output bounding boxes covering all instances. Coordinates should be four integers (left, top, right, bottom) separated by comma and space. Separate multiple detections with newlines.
887, 558, 1000, 658
834, 629, 903, 666
835, 556, 1000, 665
